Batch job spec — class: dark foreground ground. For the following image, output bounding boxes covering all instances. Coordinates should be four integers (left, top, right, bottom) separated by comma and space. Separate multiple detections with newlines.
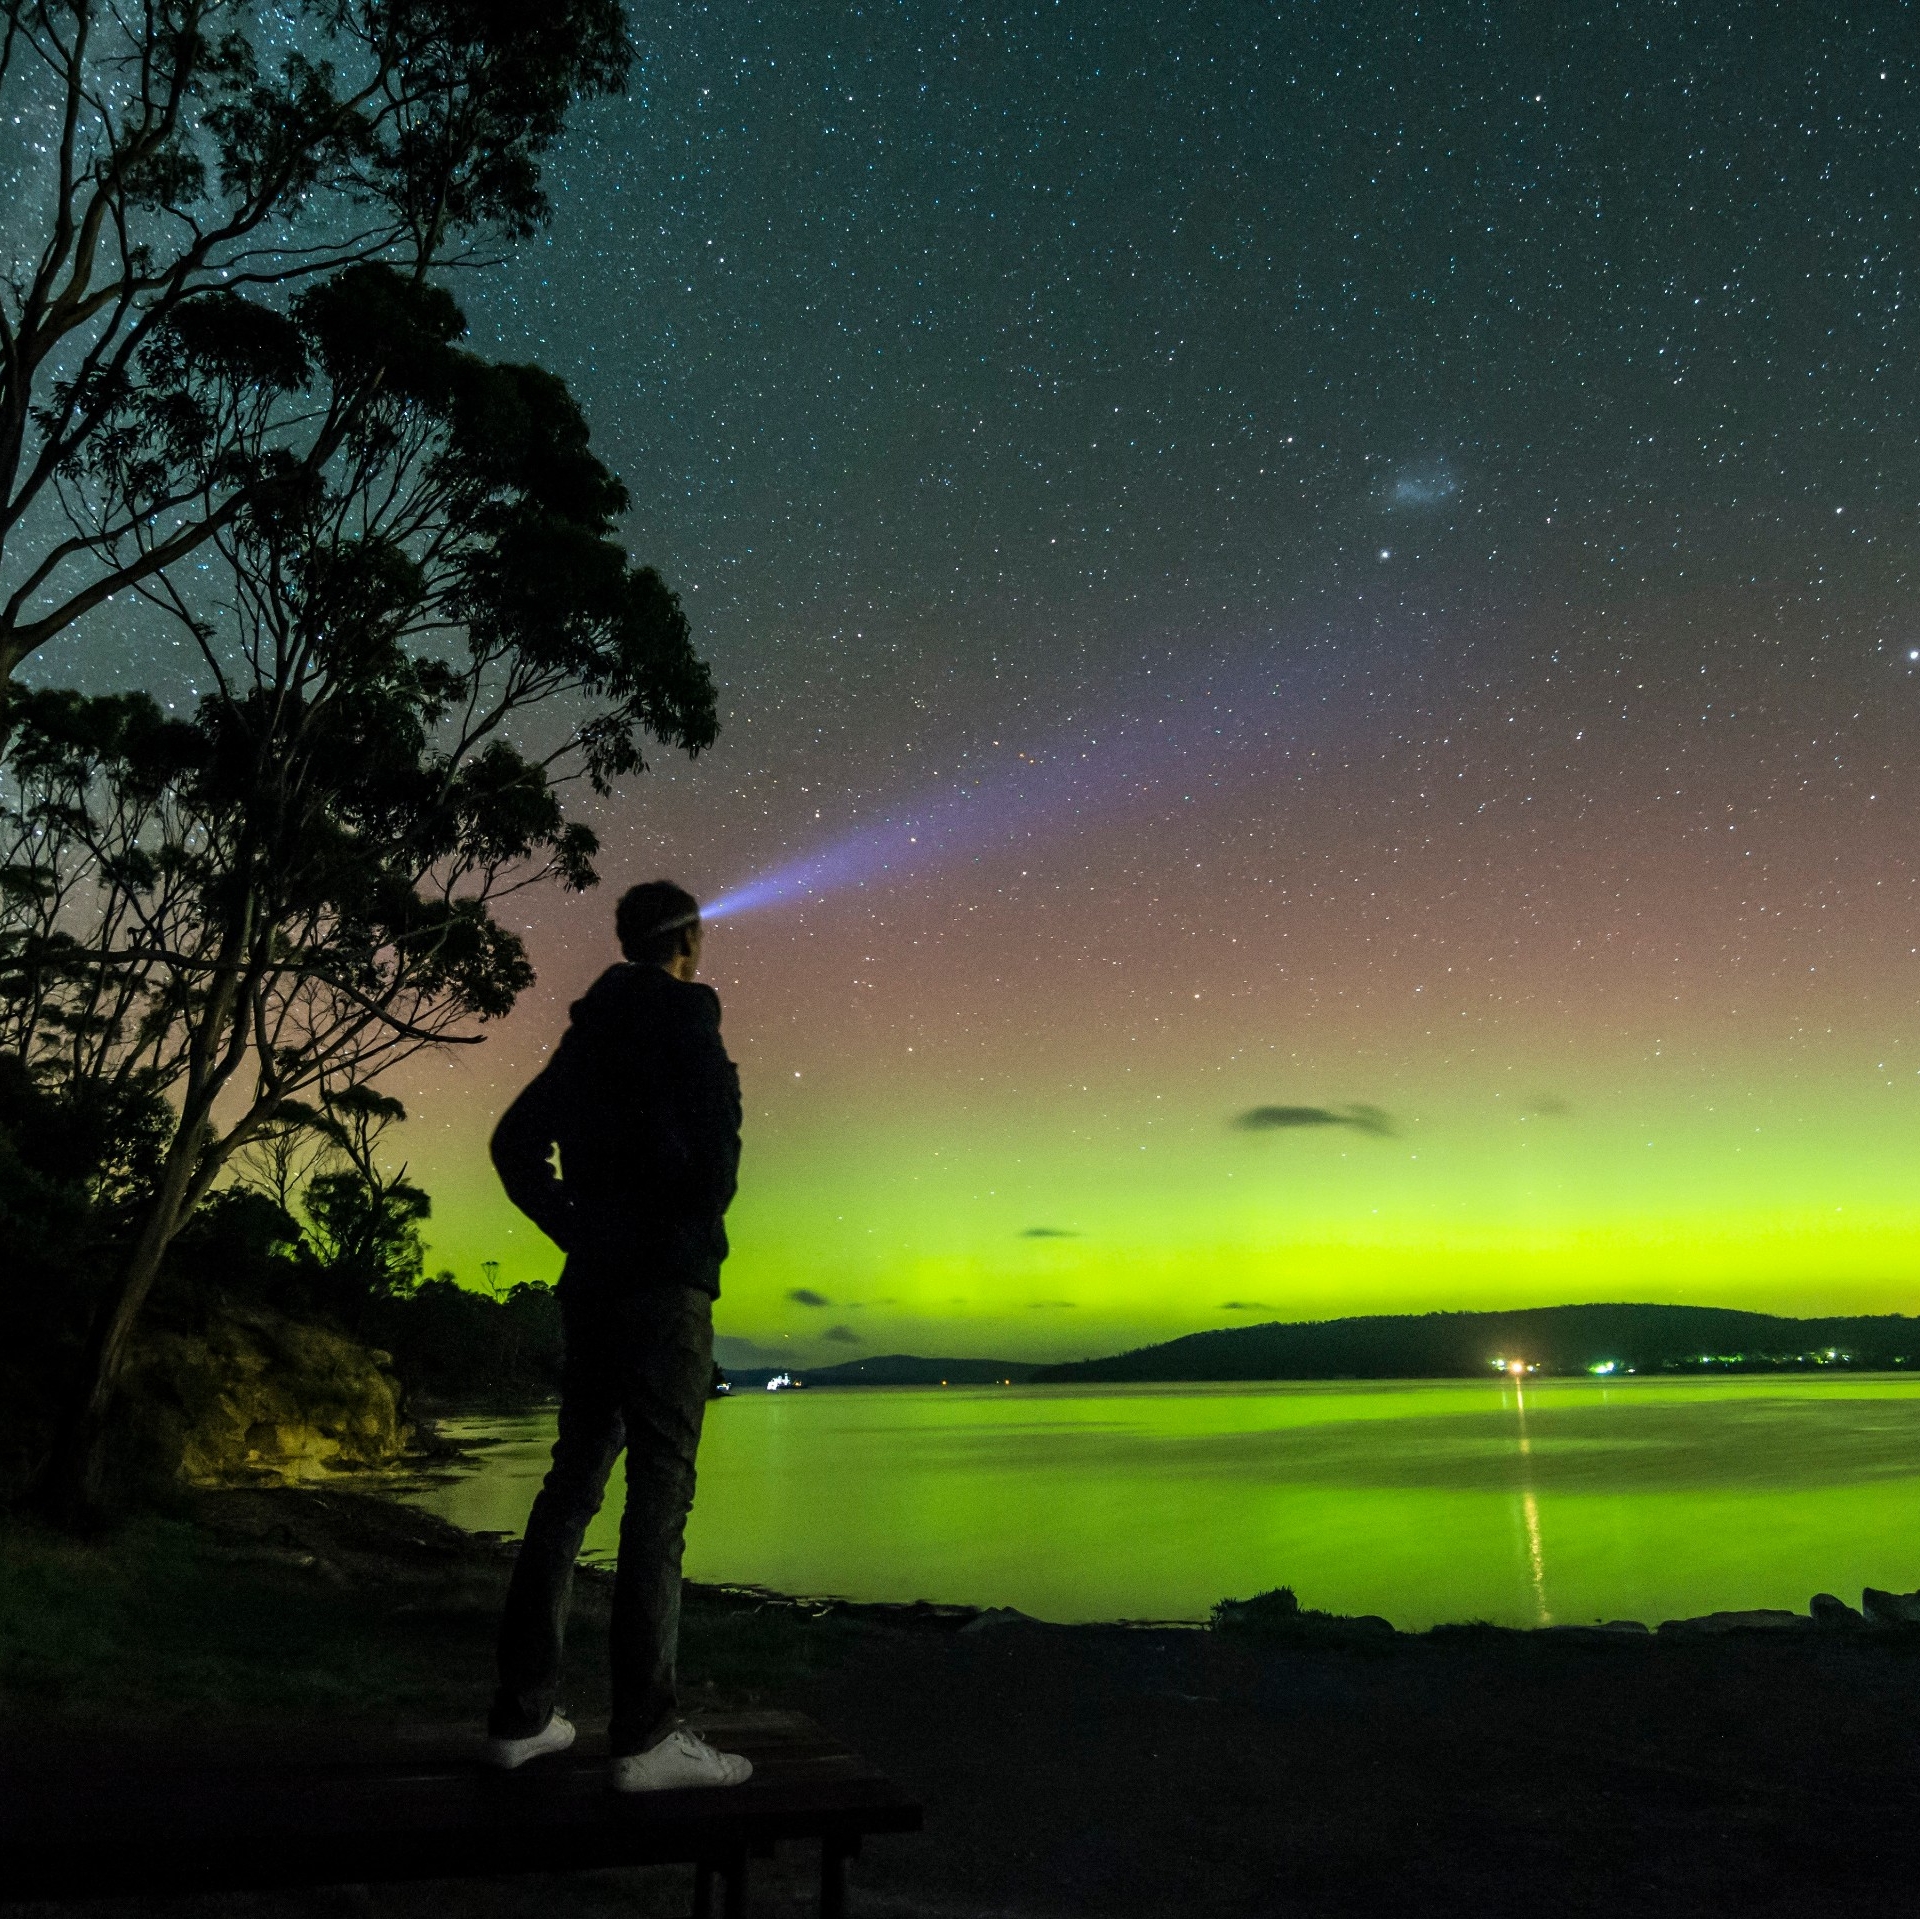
6, 1486, 1920, 1918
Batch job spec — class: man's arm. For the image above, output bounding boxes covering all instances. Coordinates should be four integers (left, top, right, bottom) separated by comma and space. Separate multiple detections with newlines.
490, 1064, 577, 1249
672, 984, 743, 1220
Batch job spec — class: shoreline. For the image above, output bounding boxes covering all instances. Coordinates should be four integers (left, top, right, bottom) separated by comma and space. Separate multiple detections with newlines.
13, 1471, 1916, 1682
9, 1471, 1919, 1731
12, 1481, 1920, 1914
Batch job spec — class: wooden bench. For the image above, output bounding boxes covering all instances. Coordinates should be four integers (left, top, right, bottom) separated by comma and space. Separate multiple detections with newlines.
0, 1710, 920, 1918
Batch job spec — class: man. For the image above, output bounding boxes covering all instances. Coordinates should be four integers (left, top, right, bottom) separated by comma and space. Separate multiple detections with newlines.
483, 880, 751, 1791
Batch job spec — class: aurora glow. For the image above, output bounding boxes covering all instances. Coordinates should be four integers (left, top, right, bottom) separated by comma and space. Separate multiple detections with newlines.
378, 8, 1920, 1366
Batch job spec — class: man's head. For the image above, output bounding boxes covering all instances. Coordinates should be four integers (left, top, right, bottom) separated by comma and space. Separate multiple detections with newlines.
616, 880, 703, 979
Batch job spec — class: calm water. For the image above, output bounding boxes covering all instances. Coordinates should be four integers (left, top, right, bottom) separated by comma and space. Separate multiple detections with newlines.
402, 1377, 1920, 1629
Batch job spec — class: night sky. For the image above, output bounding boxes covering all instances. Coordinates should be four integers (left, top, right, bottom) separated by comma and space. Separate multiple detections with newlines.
376, 5, 1920, 1367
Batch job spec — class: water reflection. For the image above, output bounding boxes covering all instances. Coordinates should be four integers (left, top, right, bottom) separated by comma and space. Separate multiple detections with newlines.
1507, 1380, 1550, 1626
403, 1377, 1920, 1629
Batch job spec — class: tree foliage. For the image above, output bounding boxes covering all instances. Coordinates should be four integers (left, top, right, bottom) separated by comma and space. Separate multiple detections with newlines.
0, 0, 628, 684
0, 0, 714, 1515
273, 1086, 433, 1310
165, 1104, 566, 1404
6, 258, 716, 1513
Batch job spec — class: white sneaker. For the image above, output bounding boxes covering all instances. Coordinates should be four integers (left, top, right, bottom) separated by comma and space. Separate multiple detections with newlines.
611, 1728, 753, 1792
484, 1712, 576, 1769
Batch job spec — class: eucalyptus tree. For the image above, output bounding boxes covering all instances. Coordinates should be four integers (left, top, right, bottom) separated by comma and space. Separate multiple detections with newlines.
295, 1086, 432, 1311
0, 0, 625, 695
13, 262, 716, 1514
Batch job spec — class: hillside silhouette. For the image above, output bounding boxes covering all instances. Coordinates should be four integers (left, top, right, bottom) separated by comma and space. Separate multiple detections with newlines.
1030, 1303, 1920, 1383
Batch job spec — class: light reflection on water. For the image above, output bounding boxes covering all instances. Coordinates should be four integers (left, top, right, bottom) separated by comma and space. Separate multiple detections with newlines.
400, 1377, 1920, 1629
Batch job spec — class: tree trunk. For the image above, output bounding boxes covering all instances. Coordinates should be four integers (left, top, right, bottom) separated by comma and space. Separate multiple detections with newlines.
33, 1123, 206, 1524
31, 870, 258, 1523
0, 662, 21, 759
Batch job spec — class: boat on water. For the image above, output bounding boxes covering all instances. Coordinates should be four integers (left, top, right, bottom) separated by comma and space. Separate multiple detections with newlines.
765, 1371, 806, 1392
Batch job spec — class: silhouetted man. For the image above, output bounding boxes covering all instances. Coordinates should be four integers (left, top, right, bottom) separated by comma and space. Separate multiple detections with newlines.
483, 880, 750, 1791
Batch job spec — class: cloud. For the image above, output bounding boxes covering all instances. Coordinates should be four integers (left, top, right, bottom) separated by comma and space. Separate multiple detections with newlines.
1235, 1105, 1341, 1130
822, 1324, 861, 1345
1526, 1094, 1572, 1118
788, 1287, 831, 1307
714, 1335, 791, 1369
1020, 1226, 1080, 1238
1234, 1103, 1395, 1138
1027, 1298, 1078, 1309
1220, 1300, 1274, 1312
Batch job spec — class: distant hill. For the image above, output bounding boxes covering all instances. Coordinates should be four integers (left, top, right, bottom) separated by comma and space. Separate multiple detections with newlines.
721, 1354, 1043, 1390
1030, 1304, 1920, 1384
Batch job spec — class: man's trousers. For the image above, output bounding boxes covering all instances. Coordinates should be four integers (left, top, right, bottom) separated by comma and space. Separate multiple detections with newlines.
490, 1276, 714, 1756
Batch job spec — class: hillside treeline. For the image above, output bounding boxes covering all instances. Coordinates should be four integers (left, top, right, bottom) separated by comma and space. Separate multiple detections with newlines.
1033, 1304, 1920, 1384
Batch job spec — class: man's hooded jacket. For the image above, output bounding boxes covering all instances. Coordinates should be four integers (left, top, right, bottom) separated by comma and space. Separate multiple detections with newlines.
490, 964, 743, 1295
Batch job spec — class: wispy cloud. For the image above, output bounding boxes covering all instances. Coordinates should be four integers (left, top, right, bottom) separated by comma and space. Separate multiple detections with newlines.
788, 1287, 831, 1307
714, 1335, 791, 1369
823, 1324, 861, 1345
1221, 1300, 1275, 1312
1233, 1103, 1395, 1138
1021, 1226, 1081, 1238
1027, 1298, 1078, 1309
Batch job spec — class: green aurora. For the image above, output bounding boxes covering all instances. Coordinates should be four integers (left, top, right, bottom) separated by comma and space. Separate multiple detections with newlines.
405, 1001, 1920, 1364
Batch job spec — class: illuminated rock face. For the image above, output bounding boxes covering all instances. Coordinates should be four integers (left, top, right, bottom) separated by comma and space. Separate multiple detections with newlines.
131, 1309, 411, 1485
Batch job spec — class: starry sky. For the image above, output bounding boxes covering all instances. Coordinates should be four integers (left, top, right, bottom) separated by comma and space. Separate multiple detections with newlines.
371, 3, 1920, 1367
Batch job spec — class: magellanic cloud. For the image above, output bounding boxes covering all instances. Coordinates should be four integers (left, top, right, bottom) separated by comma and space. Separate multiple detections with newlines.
1234, 1103, 1395, 1138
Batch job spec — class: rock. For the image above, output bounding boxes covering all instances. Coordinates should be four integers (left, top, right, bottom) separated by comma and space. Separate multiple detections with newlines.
1809, 1592, 1865, 1629
204, 1541, 350, 1587
1541, 1620, 1649, 1638
129, 1307, 411, 1487
1211, 1587, 1396, 1640
1212, 1586, 1304, 1631
1657, 1610, 1813, 1636
960, 1606, 1038, 1634
1862, 1587, 1920, 1626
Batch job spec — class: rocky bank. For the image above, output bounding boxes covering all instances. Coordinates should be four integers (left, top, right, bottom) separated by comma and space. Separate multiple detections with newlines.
128, 1307, 413, 1485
